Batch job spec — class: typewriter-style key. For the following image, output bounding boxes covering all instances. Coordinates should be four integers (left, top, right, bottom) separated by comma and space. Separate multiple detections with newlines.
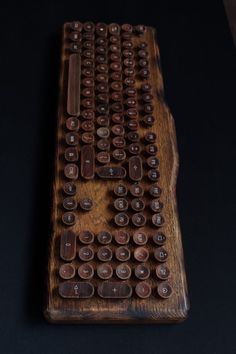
83, 41, 94, 50
81, 120, 94, 132
135, 24, 146, 34
122, 32, 132, 39
82, 58, 94, 67
156, 264, 170, 280
113, 149, 126, 161
121, 23, 133, 32
109, 36, 119, 44
65, 147, 78, 162
127, 121, 138, 133
131, 198, 145, 212
124, 58, 135, 67
59, 263, 76, 280
132, 213, 146, 227
65, 132, 79, 146
133, 231, 148, 245
114, 184, 127, 197
97, 264, 113, 279
97, 93, 109, 103
63, 197, 77, 210
142, 93, 153, 102
135, 282, 151, 299
114, 230, 130, 244
59, 281, 94, 298
82, 67, 94, 76
66, 117, 80, 131
96, 83, 109, 93
147, 156, 159, 168
82, 77, 94, 87
111, 81, 123, 91
79, 246, 94, 261
138, 41, 147, 49
78, 230, 94, 244
82, 109, 94, 120
63, 182, 76, 196
110, 44, 121, 53
97, 115, 109, 126
127, 132, 139, 142
157, 282, 173, 299
152, 213, 164, 227
69, 42, 81, 53
148, 169, 160, 182
150, 199, 163, 213
97, 139, 110, 151
97, 127, 110, 138
130, 184, 144, 197
97, 151, 110, 164
124, 77, 135, 86
122, 40, 133, 48
124, 87, 137, 96
112, 137, 126, 148
145, 132, 156, 143
126, 108, 138, 119
96, 63, 108, 73
96, 46, 107, 55
111, 102, 123, 113
112, 113, 124, 124
116, 264, 131, 280
67, 54, 81, 116
109, 23, 120, 35
79, 198, 93, 211
96, 73, 108, 83
81, 145, 95, 180
134, 264, 150, 280
97, 166, 126, 179
129, 156, 143, 181
62, 212, 76, 226
146, 144, 158, 155
139, 58, 149, 68
96, 23, 107, 37
115, 246, 131, 261
128, 143, 141, 155
97, 103, 109, 114
83, 32, 95, 41
81, 132, 95, 144
97, 231, 112, 245
154, 247, 168, 262
140, 69, 150, 79
96, 36, 107, 45
83, 21, 95, 32
134, 247, 149, 262
153, 232, 166, 245
78, 263, 94, 279
64, 164, 78, 179
114, 212, 129, 227
124, 97, 136, 107
141, 83, 152, 92
144, 103, 154, 113
110, 53, 121, 62
70, 21, 83, 32
96, 55, 107, 64
98, 281, 132, 298
143, 114, 154, 127
97, 246, 113, 261
111, 92, 122, 101
82, 98, 94, 109
60, 230, 76, 261
112, 125, 125, 136
114, 198, 128, 211
83, 49, 94, 59
124, 67, 135, 76
111, 72, 122, 81
138, 49, 148, 58
123, 49, 134, 58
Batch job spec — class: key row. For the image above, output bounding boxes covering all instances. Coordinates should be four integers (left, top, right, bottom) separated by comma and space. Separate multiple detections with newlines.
68, 22, 146, 36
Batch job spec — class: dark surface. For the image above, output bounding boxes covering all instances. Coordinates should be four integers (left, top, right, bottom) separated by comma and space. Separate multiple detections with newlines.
0, 1, 235, 353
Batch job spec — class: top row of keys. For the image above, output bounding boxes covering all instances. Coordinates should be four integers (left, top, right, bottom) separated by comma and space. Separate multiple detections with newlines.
69, 22, 146, 36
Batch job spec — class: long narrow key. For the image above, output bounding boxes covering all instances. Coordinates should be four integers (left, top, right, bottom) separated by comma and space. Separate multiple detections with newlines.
129, 156, 143, 181
96, 166, 126, 179
98, 282, 132, 298
67, 54, 81, 116
81, 145, 95, 179
59, 281, 94, 298
60, 230, 76, 261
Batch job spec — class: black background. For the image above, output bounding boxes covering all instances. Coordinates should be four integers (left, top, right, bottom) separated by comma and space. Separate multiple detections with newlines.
0, 0, 236, 353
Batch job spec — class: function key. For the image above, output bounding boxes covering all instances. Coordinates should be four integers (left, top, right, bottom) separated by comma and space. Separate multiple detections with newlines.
131, 198, 145, 212
70, 21, 83, 32
63, 197, 77, 210
132, 213, 146, 227
145, 132, 157, 143
114, 213, 129, 227
114, 198, 129, 211
62, 212, 76, 226
150, 199, 163, 212
97, 151, 110, 164
156, 264, 170, 280
59, 263, 75, 280
79, 198, 93, 211
154, 247, 168, 262
157, 282, 173, 299
83, 22, 95, 32
63, 182, 76, 196
114, 183, 127, 197
116, 264, 131, 280
96, 23, 107, 36
78, 230, 94, 244
134, 247, 149, 262
114, 230, 130, 245
78, 263, 94, 279
135, 282, 152, 299
134, 264, 150, 280
97, 231, 112, 245
64, 147, 78, 162
66, 117, 80, 131
97, 264, 113, 279
153, 232, 166, 246
152, 213, 164, 227
130, 184, 144, 197
97, 246, 113, 261
115, 246, 131, 261
78, 246, 94, 261
64, 164, 78, 179
135, 24, 146, 35
149, 184, 162, 198
133, 231, 148, 245
141, 83, 152, 92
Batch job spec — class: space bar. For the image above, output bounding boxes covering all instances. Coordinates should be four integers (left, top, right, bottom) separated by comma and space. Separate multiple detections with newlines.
98, 282, 132, 298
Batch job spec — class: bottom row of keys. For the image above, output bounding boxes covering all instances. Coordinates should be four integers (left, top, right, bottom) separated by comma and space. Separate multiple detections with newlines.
59, 281, 172, 299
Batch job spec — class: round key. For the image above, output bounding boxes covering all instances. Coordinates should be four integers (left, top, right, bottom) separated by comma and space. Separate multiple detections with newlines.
66, 132, 79, 146
97, 93, 109, 103
127, 131, 140, 142
141, 83, 152, 92
97, 246, 112, 261
96, 37, 107, 46
112, 137, 126, 148
124, 87, 137, 96
114, 230, 130, 245
62, 212, 76, 226
96, 55, 107, 64
114, 198, 128, 211
96, 63, 108, 73
111, 102, 123, 113
97, 264, 113, 279
96, 73, 108, 82
134, 247, 149, 262
83, 41, 94, 50
122, 32, 132, 40
124, 67, 135, 76
116, 264, 131, 280
96, 46, 107, 55
97, 127, 110, 138
81, 120, 94, 132
82, 109, 94, 120
111, 81, 123, 91
149, 184, 162, 198
65, 147, 78, 162
147, 156, 159, 168
78, 230, 94, 244
109, 36, 120, 44
131, 198, 145, 212
114, 213, 129, 227
152, 213, 164, 227
97, 103, 108, 114
154, 247, 168, 262
96, 83, 108, 93
142, 93, 153, 102
110, 44, 121, 53
144, 103, 153, 113
82, 67, 94, 76
121, 23, 133, 32
134, 264, 150, 280
112, 124, 125, 136
97, 151, 110, 164
96, 23, 107, 36
123, 49, 134, 58
135, 24, 146, 34
138, 49, 148, 59
71, 21, 83, 32
110, 62, 122, 71
97, 231, 112, 245
114, 184, 127, 197
150, 199, 163, 213
143, 115, 155, 126
112, 113, 124, 124
124, 77, 136, 87
69, 42, 80, 53
63, 197, 77, 210
64, 164, 78, 179
78, 263, 94, 279
79, 246, 94, 261
130, 184, 144, 197
148, 169, 160, 182
153, 232, 166, 245
157, 282, 173, 298
122, 40, 133, 48
109, 23, 120, 34
112, 149, 126, 161
81, 133, 94, 144
125, 97, 136, 107
111, 72, 122, 81
82, 87, 93, 97
83, 21, 95, 32
97, 115, 109, 126
59, 263, 75, 280
127, 120, 139, 131
128, 143, 141, 155
97, 138, 110, 151
66, 117, 80, 131
133, 231, 148, 245
111, 92, 122, 101
135, 282, 151, 299
156, 264, 170, 280
139, 58, 149, 67
126, 108, 138, 119
82, 98, 94, 109
82, 58, 94, 67
63, 182, 76, 196
132, 213, 146, 227
79, 198, 93, 211
115, 246, 131, 261
83, 32, 94, 41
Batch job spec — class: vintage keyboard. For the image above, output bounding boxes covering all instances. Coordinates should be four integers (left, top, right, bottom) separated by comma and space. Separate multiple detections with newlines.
44, 21, 189, 323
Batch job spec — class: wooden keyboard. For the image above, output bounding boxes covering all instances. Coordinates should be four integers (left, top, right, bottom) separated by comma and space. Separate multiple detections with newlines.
44, 21, 189, 323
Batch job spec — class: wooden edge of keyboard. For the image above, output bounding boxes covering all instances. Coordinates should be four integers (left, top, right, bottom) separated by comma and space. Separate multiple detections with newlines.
44, 23, 190, 324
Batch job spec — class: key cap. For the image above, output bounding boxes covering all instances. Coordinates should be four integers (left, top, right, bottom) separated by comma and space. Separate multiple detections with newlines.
59, 263, 76, 280
97, 166, 126, 179
98, 282, 132, 298
121, 23, 133, 33
63, 197, 77, 210
97, 115, 109, 126
112, 113, 124, 124
97, 151, 110, 164
150, 199, 163, 212
131, 198, 145, 211
130, 184, 144, 197
97, 246, 113, 261
127, 120, 139, 131
62, 212, 76, 226
147, 156, 159, 168
152, 213, 164, 227
60, 230, 76, 261
111, 124, 125, 136
128, 143, 141, 156
63, 182, 76, 196
113, 149, 126, 161
79, 198, 93, 211
78, 230, 94, 244
112, 137, 126, 148
70, 21, 83, 32
65, 132, 79, 146
146, 144, 158, 155
116, 264, 131, 279
154, 247, 168, 262
148, 169, 160, 182
78, 246, 94, 261
81, 132, 94, 144
81, 120, 94, 132
81, 145, 95, 179
135, 24, 146, 34
134, 247, 149, 262
97, 264, 113, 279
67, 54, 81, 116
134, 264, 150, 280
129, 156, 143, 181
135, 282, 151, 299
83, 21, 95, 32
153, 232, 166, 245
115, 246, 131, 261
114, 198, 128, 211
97, 127, 110, 138
64, 164, 78, 179
59, 281, 94, 298
149, 184, 162, 198
157, 282, 173, 299
65, 147, 78, 162
78, 263, 94, 279
97, 231, 112, 245
127, 131, 140, 142
66, 117, 80, 131
132, 213, 146, 227
143, 115, 155, 126
97, 138, 110, 151
114, 230, 130, 244
156, 264, 170, 280
114, 212, 129, 226
114, 184, 127, 197
133, 231, 148, 245
82, 109, 94, 120
141, 83, 152, 92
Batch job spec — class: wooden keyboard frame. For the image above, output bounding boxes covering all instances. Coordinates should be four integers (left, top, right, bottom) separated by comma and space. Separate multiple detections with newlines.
44, 22, 189, 323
